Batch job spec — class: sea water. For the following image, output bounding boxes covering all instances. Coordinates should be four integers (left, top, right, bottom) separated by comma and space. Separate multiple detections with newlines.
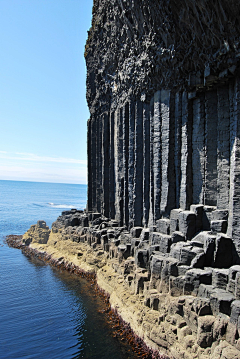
0, 180, 137, 359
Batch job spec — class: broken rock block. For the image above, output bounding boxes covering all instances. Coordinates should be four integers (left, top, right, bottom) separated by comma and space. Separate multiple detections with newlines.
227, 265, 240, 294
171, 231, 185, 244
212, 268, 229, 290
197, 315, 215, 348
212, 209, 229, 221
134, 269, 149, 295
156, 218, 170, 234
235, 272, 240, 300
150, 232, 172, 253
130, 226, 143, 238
190, 204, 204, 232
198, 284, 216, 299
170, 208, 182, 233
210, 288, 235, 316
139, 228, 150, 241
150, 254, 178, 291
212, 313, 229, 342
230, 300, 240, 326
192, 297, 212, 316
181, 269, 212, 295
214, 234, 233, 268
170, 242, 204, 266
160, 257, 179, 281
135, 242, 149, 269
211, 220, 228, 233
179, 210, 196, 240
202, 205, 216, 230
37, 220, 47, 228
80, 215, 89, 227
149, 245, 160, 257
159, 235, 172, 254
150, 253, 165, 277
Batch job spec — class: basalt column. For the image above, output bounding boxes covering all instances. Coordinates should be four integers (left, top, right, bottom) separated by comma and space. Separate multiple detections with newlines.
160, 90, 175, 216
123, 103, 129, 227
101, 112, 110, 217
88, 116, 97, 212
96, 115, 102, 213
148, 97, 155, 227
205, 91, 218, 206
114, 108, 124, 225
133, 100, 143, 226
87, 118, 92, 212
128, 100, 135, 228
192, 94, 205, 204
153, 91, 162, 221
228, 77, 240, 258
217, 85, 230, 209
109, 111, 116, 219
174, 92, 182, 209
180, 92, 193, 210
143, 102, 150, 227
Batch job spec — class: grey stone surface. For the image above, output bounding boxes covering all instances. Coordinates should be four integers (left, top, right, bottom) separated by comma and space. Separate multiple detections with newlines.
179, 211, 196, 240
211, 220, 228, 233
212, 209, 229, 221
156, 218, 170, 235
214, 234, 233, 268
171, 231, 185, 244
212, 269, 229, 290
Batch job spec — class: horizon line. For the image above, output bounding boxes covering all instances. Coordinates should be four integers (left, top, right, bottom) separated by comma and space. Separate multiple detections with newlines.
0, 178, 87, 186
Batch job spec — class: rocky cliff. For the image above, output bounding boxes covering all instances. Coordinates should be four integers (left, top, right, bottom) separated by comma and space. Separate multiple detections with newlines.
85, 0, 240, 252
83, 0, 240, 357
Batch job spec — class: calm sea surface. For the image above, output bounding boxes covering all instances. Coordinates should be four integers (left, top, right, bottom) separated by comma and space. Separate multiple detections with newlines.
0, 180, 137, 359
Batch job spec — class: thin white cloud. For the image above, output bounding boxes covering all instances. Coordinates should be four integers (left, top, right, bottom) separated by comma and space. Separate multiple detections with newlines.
0, 164, 87, 184
0, 151, 87, 165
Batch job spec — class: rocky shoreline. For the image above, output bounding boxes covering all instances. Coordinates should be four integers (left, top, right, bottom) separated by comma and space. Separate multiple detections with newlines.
6, 209, 240, 359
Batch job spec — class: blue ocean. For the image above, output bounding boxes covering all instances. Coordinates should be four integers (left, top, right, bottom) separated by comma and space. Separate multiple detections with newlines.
0, 180, 137, 359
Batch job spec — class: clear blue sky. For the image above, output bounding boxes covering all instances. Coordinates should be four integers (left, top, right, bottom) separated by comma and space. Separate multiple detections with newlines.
0, 0, 93, 184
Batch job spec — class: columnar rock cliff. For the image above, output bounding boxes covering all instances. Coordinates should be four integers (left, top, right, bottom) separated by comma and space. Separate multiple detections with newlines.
82, 1, 240, 356
86, 0, 240, 254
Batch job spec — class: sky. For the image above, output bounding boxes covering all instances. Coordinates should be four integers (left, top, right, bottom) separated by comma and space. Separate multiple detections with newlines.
0, 0, 93, 184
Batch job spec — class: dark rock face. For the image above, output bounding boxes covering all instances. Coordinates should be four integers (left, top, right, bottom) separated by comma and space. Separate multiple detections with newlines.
85, 0, 240, 261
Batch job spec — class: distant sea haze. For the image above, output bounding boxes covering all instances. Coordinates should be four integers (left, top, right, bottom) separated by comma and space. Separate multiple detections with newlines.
0, 180, 138, 358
